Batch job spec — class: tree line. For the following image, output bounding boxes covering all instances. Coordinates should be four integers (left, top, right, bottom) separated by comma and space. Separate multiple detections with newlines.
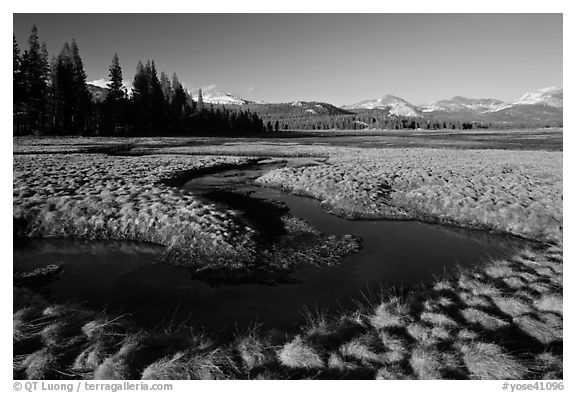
257, 112, 495, 131
13, 26, 266, 136
257, 112, 562, 131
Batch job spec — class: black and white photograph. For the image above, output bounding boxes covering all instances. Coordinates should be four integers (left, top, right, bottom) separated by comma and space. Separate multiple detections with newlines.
8, 6, 568, 387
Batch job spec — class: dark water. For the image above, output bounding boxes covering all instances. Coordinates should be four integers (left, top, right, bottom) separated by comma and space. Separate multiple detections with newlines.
13, 162, 527, 335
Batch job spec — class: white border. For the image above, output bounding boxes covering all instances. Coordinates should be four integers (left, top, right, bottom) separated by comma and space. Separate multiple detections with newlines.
3, 2, 572, 391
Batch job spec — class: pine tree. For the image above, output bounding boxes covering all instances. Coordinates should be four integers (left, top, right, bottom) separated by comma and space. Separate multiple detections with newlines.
66, 39, 91, 134
107, 53, 125, 101
131, 61, 151, 135
149, 61, 166, 133
70, 39, 87, 88
13, 35, 24, 103
105, 53, 126, 134
149, 61, 165, 104
159, 71, 173, 103
51, 43, 76, 134
13, 35, 26, 134
170, 73, 187, 134
132, 61, 149, 101
21, 25, 49, 133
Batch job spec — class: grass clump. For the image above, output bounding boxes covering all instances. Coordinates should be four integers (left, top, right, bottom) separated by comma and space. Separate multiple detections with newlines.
461, 307, 509, 330
534, 294, 562, 314
420, 311, 458, 328
277, 336, 324, 370
513, 315, 562, 345
458, 342, 526, 379
21, 348, 59, 380
327, 352, 357, 371
369, 297, 412, 329
409, 345, 444, 379
534, 352, 563, 380
141, 350, 234, 380
492, 296, 533, 318
235, 334, 273, 372
379, 332, 408, 364
339, 338, 382, 365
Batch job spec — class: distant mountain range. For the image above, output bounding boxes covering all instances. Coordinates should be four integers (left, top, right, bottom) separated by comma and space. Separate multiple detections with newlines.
201, 86, 563, 126
342, 86, 563, 124
86, 84, 562, 128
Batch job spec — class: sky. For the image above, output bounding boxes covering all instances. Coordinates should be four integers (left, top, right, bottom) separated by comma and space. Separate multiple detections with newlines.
13, 14, 563, 106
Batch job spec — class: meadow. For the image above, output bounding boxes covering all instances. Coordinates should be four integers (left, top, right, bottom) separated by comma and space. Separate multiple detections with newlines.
13, 153, 358, 281
13, 132, 563, 380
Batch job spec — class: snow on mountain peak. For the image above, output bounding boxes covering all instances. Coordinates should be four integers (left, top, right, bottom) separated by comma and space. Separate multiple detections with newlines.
513, 86, 563, 108
421, 96, 506, 113
343, 94, 422, 116
201, 91, 253, 105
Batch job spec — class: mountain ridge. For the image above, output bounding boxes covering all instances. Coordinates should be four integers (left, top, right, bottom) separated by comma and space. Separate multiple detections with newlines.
86, 84, 562, 128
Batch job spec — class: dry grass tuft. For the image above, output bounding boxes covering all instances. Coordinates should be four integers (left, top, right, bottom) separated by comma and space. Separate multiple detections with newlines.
376, 364, 410, 380
461, 308, 509, 330
13, 307, 41, 342
73, 343, 108, 372
492, 296, 533, 318
339, 339, 382, 364
22, 349, 58, 380
502, 277, 526, 290
379, 332, 408, 363
277, 336, 324, 369
458, 275, 501, 297
513, 315, 562, 345
420, 311, 458, 327
456, 329, 479, 342
458, 292, 493, 308
485, 264, 516, 279
407, 323, 438, 346
235, 335, 271, 371
409, 345, 444, 379
534, 294, 562, 314
327, 352, 357, 371
369, 297, 412, 329
93, 338, 141, 380
141, 350, 233, 380
459, 342, 526, 379
535, 352, 563, 380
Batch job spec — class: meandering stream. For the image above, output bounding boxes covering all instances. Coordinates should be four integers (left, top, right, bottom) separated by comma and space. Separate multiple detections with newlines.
14, 159, 527, 335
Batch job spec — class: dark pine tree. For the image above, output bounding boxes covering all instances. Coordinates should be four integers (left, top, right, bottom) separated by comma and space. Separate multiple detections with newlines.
131, 60, 151, 135
148, 61, 166, 134
51, 43, 76, 134
70, 39, 91, 134
159, 71, 173, 104
105, 53, 126, 134
21, 25, 50, 133
170, 73, 187, 134
13, 35, 26, 134
106, 53, 125, 101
